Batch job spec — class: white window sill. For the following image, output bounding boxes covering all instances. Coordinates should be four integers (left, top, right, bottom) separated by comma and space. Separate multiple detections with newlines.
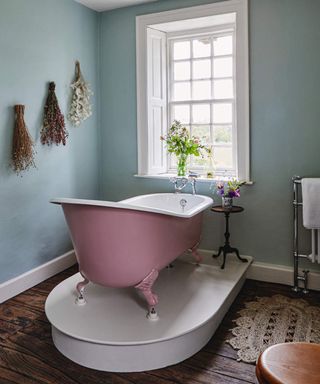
134, 173, 254, 185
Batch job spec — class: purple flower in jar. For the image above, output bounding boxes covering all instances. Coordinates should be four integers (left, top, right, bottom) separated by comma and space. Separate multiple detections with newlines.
234, 188, 241, 197
216, 182, 225, 196
215, 180, 243, 199
228, 188, 241, 198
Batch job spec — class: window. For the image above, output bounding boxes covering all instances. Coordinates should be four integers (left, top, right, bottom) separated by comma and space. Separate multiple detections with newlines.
169, 31, 235, 174
136, 0, 249, 180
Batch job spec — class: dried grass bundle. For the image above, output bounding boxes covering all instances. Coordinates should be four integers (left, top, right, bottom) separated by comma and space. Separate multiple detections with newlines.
41, 82, 68, 146
68, 61, 93, 127
12, 105, 36, 175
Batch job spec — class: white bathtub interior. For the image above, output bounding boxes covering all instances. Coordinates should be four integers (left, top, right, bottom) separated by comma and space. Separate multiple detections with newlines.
121, 193, 213, 217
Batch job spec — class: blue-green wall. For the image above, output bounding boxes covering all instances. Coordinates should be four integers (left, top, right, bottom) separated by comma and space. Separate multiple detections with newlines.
1, 0, 320, 285
0, 0, 100, 283
100, 0, 320, 267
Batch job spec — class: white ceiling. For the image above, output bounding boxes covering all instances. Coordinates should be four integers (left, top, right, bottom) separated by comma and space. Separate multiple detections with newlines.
74, 0, 158, 12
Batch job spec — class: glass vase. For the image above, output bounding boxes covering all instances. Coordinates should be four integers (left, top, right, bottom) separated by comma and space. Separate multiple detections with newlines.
206, 149, 215, 179
177, 154, 188, 176
222, 196, 233, 208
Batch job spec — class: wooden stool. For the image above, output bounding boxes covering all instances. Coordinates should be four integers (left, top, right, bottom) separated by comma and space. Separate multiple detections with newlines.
256, 342, 320, 384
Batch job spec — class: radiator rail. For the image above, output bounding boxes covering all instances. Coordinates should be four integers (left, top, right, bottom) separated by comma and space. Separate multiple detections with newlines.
292, 176, 310, 293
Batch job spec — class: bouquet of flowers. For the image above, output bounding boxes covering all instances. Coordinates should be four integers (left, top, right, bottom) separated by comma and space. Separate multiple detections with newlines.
216, 179, 245, 198
160, 120, 210, 176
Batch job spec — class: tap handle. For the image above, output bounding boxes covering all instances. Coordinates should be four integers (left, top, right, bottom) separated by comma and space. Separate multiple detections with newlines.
169, 177, 177, 184
188, 176, 197, 185
180, 178, 188, 187
188, 176, 197, 195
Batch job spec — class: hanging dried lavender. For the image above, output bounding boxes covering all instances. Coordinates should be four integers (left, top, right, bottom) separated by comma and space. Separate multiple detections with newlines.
41, 82, 68, 145
68, 61, 93, 127
12, 105, 36, 175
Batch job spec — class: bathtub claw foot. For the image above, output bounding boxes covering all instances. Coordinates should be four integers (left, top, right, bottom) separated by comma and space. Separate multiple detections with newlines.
75, 273, 89, 305
147, 307, 159, 321
135, 269, 159, 312
189, 242, 202, 264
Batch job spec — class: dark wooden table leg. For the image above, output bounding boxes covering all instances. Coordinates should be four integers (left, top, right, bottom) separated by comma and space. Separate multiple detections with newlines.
212, 210, 247, 269
212, 246, 223, 258
233, 247, 248, 263
221, 250, 227, 269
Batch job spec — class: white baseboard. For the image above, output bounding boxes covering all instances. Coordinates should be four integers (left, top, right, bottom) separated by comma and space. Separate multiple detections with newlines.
247, 261, 320, 291
0, 250, 76, 303
1, 248, 319, 304
198, 249, 320, 291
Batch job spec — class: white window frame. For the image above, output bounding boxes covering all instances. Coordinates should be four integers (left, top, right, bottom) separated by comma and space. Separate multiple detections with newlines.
136, 0, 249, 181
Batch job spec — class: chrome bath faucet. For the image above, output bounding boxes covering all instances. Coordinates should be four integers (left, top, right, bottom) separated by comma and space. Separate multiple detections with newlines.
170, 176, 197, 195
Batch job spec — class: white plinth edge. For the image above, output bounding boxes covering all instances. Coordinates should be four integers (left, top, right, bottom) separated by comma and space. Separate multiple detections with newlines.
46, 256, 252, 372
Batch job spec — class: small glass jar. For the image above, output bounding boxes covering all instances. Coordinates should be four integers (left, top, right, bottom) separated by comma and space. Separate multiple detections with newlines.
222, 196, 233, 208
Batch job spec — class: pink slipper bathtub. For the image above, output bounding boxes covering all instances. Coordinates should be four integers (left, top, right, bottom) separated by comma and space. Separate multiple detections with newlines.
51, 193, 212, 318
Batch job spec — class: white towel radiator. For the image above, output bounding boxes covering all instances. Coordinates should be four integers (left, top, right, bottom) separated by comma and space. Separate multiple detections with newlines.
292, 175, 310, 293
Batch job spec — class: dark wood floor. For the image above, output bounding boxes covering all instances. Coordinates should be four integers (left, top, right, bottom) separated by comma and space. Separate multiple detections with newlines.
0, 266, 319, 384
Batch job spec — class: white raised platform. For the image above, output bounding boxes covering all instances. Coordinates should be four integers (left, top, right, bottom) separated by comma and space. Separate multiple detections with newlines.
45, 255, 252, 372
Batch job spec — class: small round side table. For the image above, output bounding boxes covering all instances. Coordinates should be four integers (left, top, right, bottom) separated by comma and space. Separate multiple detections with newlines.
211, 205, 248, 269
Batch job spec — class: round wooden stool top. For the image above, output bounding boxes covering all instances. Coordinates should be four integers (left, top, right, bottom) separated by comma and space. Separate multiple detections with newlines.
256, 342, 320, 384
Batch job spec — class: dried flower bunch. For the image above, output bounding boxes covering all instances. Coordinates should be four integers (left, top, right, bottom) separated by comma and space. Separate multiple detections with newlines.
12, 105, 36, 175
68, 61, 93, 127
216, 179, 245, 198
160, 120, 210, 157
41, 82, 68, 146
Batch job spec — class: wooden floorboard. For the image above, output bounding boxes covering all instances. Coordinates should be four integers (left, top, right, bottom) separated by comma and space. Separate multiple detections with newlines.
0, 266, 319, 383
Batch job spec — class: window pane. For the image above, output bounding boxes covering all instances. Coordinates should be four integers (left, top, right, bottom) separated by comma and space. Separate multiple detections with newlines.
170, 153, 177, 167
193, 80, 211, 100
213, 103, 232, 124
192, 104, 210, 124
213, 125, 232, 143
191, 154, 208, 168
174, 82, 191, 101
193, 59, 211, 79
214, 79, 233, 99
173, 105, 190, 124
213, 35, 233, 56
193, 38, 211, 58
173, 41, 190, 60
174, 61, 190, 81
213, 57, 233, 78
191, 125, 211, 144
213, 145, 233, 168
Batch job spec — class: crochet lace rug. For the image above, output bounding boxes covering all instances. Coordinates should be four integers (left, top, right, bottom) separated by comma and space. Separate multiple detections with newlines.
227, 294, 320, 363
